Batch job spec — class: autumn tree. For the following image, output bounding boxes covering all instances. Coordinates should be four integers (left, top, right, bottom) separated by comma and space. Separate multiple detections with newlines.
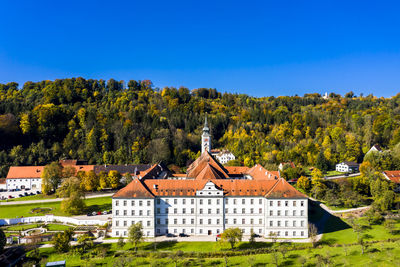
128, 222, 144, 252
220, 228, 243, 249
297, 176, 311, 192
41, 162, 63, 195
52, 229, 73, 253
81, 170, 99, 191
108, 170, 121, 189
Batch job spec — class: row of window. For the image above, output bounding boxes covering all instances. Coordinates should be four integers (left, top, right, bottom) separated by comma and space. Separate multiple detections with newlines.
115, 200, 151, 207
114, 220, 151, 227
115, 208, 306, 216
8, 179, 40, 182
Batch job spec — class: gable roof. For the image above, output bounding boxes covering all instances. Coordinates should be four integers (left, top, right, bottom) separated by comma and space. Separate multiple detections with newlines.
265, 178, 307, 198
383, 171, 400, 184
341, 161, 359, 167
6, 165, 95, 179
186, 151, 229, 179
113, 178, 155, 198
196, 163, 225, 180
245, 164, 280, 180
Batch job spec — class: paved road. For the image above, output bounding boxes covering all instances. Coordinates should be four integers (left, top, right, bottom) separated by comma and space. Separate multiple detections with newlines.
0, 192, 114, 206
324, 172, 360, 180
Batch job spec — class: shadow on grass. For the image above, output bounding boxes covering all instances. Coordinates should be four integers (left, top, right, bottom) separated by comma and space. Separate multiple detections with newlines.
85, 203, 112, 213
237, 242, 273, 250
309, 200, 351, 234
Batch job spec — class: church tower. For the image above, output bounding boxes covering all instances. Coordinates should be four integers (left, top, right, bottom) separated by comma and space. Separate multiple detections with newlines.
201, 116, 211, 153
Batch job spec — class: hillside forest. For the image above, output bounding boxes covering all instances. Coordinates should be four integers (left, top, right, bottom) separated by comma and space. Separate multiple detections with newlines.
1, 78, 400, 178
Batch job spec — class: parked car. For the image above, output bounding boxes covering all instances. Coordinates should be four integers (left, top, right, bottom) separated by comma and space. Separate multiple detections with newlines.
166, 233, 176, 237
87, 212, 93, 216
92, 211, 97, 216
24, 188, 30, 191
179, 233, 189, 237
102, 211, 108, 215
36, 191, 41, 194
97, 211, 102, 215
24, 192, 29, 196
29, 192, 35, 196
19, 194, 24, 198
107, 210, 112, 214
8, 195, 13, 199
216, 234, 221, 238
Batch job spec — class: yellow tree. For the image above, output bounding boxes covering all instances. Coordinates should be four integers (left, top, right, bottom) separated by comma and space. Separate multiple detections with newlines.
108, 170, 121, 189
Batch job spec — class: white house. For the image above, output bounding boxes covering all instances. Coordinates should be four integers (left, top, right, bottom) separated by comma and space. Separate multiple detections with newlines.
335, 161, 359, 173
111, 118, 308, 239
211, 150, 236, 165
382, 171, 400, 193
366, 144, 383, 155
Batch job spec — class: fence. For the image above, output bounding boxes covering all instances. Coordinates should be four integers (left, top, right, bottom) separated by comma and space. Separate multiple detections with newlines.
0, 214, 109, 226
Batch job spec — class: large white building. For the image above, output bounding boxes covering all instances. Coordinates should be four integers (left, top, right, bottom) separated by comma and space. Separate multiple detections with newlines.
111, 118, 308, 239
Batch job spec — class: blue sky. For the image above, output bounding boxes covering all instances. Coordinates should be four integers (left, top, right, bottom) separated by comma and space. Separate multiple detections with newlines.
1, 0, 400, 97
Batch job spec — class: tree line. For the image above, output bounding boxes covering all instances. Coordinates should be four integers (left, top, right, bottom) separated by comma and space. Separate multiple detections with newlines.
1, 78, 400, 177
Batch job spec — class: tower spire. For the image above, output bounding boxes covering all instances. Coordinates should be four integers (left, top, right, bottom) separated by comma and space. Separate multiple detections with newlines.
201, 114, 211, 153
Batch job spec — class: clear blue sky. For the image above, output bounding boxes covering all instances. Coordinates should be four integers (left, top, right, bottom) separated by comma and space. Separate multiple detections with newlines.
1, 0, 400, 97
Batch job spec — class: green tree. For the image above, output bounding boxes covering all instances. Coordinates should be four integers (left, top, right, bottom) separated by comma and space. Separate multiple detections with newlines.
315, 150, 329, 172
297, 176, 311, 192
60, 192, 86, 215
117, 236, 125, 249
128, 222, 144, 252
99, 171, 109, 189
41, 162, 63, 195
77, 234, 94, 253
220, 228, 243, 249
52, 229, 73, 253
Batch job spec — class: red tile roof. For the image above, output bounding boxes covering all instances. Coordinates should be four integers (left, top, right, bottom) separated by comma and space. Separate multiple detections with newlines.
6, 165, 95, 179
383, 171, 400, 184
245, 164, 280, 180
114, 177, 306, 198
186, 151, 229, 179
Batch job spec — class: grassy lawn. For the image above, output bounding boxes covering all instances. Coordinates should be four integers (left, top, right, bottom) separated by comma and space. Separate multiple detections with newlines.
0, 194, 57, 202
47, 224, 74, 231
324, 170, 343, 176
0, 197, 111, 218
33, 239, 400, 266
2, 223, 74, 232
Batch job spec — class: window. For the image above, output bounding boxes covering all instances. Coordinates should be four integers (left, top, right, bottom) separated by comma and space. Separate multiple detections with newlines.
208, 199, 211, 205
139, 201, 143, 206
123, 210, 127, 216
183, 219, 186, 224
131, 200, 135, 206
157, 199, 160, 204
123, 200, 127, 206
233, 208, 237, 214
285, 210, 288, 216
182, 208, 186, 214
233, 219, 237, 224
174, 219, 177, 224
251, 199, 254, 205
301, 231, 304, 236
199, 219, 203, 225
147, 200, 151, 206
242, 199, 245, 204
250, 208, 254, 214
242, 208, 245, 214
191, 208, 194, 214
116, 210, 119, 216
293, 211, 296, 216
174, 208, 177, 214
157, 229, 160, 234
116, 220, 119, 226
217, 199, 220, 205
277, 211, 281, 216
200, 199, 203, 205
293, 221, 296, 227
269, 210, 273, 216
277, 221, 281, 227
259, 199, 262, 204
165, 219, 169, 224
191, 229, 194, 234
285, 201, 288, 207
157, 208, 160, 214
259, 218, 262, 224
285, 221, 288, 227
200, 209, 203, 214
242, 219, 245, 224
270, 201, 273, 206
174, 199, 177, 204
250, 219, 254, 224
225, 199, 229, 204
293, 201, 296, 207
131, 210, 135, 216
116, 231, 119, 236
182, 199, 186, 205
208, 209, 211, 214
225, 208, 228, 214
301, 210, 304, 216
293, 231, 296, 236
157, 219, 160, 224
217, 219, 220, 224
234, 199, 237, 204
191, 219, 194, 224
165, 208, 168, 214
301, 221, 304, 227
131, 220, 135, 225
191, 199, 195, 204
301, 201, 304, 207
277, 201, 281, 207
208, 219, 212, 224
200, 229, 203, 234
225, 219, 228, 224
147, 210, 150, 216
216, 209, 220, 214
285, 231, 288, 236
174, 229, 177, 233
116, 200, 119, 206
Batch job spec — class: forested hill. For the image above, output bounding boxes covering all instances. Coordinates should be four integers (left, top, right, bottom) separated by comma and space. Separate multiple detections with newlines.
0, 78, 400, 177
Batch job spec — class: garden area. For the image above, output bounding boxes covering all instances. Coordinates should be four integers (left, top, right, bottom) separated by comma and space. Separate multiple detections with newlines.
0, 196, 111, 218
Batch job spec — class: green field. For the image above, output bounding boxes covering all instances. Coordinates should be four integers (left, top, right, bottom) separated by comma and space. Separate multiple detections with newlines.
0, 197, 111, 218
2, 223, 74, 231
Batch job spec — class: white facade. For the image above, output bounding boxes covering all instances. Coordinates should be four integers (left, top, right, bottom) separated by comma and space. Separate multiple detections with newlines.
213, 151, 236, 165
112, 181, 308, 238
6, 178, 42, 190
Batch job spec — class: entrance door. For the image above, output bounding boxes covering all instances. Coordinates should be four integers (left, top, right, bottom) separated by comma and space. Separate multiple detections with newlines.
208, 230, 212, 235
